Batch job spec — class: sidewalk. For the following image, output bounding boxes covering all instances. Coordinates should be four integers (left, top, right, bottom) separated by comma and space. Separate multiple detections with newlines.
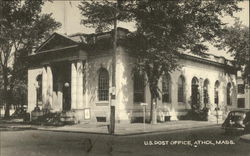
1, 119, 222, 136
36, 120, 221, 136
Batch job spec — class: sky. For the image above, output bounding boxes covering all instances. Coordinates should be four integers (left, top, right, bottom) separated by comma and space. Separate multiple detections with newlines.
42, 1, 249, 59
42, 1, 136, 35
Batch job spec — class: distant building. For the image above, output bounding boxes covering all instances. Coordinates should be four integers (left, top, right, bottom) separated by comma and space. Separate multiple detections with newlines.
236, 71, 250, 110
27, 28, 246, 123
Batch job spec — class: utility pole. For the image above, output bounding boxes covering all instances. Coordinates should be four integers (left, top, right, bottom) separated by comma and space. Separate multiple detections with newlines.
109, 0, 121, 135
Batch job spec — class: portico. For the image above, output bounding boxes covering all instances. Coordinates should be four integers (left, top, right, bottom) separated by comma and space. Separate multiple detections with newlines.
28, 33, 88, 122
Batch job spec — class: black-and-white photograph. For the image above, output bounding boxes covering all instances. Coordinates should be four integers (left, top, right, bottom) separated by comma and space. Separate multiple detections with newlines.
0, 0, 249, 156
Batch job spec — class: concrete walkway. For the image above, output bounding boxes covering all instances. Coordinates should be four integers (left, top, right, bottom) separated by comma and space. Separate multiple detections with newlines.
36, 120, 221, 136
1, 119, 224, 136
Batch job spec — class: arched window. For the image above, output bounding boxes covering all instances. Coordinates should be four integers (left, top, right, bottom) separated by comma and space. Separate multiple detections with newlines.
191, 77, 200, 109
134, 72, 145, 103
98, 68, 109, 101
178, 75, 185, 102
214, 81, 220, 106
36, 74, 42, 103
162, 73, 171, 103
227, 83, 232, 105
203, 79, 209, 107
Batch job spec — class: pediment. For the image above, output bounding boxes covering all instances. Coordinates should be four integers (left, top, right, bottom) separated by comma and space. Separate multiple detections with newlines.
35, 33, 79, 53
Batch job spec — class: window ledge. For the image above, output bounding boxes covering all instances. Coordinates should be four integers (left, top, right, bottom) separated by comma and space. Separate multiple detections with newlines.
178, 102, 185, 105
134, 102, 146, 105
96, 101, 109, 106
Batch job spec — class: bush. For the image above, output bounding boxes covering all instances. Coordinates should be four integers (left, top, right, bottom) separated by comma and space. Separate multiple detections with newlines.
184, 107, 209, 121
11, 107, 30, 121
31, 112, 65, 126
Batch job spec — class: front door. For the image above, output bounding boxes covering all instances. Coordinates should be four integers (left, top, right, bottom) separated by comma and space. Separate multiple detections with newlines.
59, 62, 71, 111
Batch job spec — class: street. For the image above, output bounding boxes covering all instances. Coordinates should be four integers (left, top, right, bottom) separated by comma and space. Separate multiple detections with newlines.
1, 126, 250, 156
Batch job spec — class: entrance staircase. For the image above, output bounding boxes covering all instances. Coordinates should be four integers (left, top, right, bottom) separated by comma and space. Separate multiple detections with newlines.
60, 111, 76, 124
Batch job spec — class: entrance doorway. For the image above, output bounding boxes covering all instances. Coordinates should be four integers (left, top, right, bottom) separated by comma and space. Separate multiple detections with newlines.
51, 62, 71, 111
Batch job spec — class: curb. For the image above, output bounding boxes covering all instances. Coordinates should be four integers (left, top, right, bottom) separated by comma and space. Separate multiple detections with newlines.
35, 124, 219, 136
36, 128, 110, 135
1, 122, 220, 136
115, 124, 220, 136
0, 125, 37, 131
240, 134, 250, 143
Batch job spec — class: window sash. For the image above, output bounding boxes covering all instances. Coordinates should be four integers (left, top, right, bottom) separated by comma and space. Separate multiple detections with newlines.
162, 75, 171, 103
237, 98, 245, 108
214, 91, 219, 105
203, 89, 209, 104
178, 86, 184, 102
178, 76, 185, 103
238, 84, 245, 94
98, 69, 109, 101
227, 84, 232, 105
134, 73, 145, 103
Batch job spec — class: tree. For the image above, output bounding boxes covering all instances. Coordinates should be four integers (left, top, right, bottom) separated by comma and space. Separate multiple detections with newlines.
79, 0, 133, 134
0, 0, 61, 118
128, 0, 242, 124
79, 0, 242, 124
217, 20, 249, 83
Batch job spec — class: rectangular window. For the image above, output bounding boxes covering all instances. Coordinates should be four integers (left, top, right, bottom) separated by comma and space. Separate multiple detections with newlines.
178, 76, 185, 103
178, 86, 184, 102
134, 73, 145, 103
203, 89, 209, 105
162, 93, 170, 103
162, 75, 171, 103
98, 68, 109, 101
238, 84, 245, 94
214, 91, 219, 105
237, 98, 245, 108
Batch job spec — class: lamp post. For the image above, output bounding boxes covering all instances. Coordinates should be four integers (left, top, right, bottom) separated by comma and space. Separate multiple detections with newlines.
64, 82, 70, 111
64, 82, 70, 88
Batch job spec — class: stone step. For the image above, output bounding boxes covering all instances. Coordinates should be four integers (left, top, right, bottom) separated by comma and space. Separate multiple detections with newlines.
61, 112, 74, 116
60, 112, 76, 124
60, 116, 75, 120
60, 117, 75, 124
60, 114, 74, 118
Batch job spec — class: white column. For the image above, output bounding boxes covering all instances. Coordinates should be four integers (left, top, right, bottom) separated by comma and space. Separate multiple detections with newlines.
185, 77, 191, 109
71, 62, 77, 109
171, 79, 178, 110
219, 84, 225, 108
209, 83, 214, 109
42, 66, 47, 108
47, 66, 53, 109
76, 61, 83, 109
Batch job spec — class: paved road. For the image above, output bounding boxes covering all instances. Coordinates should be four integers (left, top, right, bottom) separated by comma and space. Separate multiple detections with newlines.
1, 126, 250, 156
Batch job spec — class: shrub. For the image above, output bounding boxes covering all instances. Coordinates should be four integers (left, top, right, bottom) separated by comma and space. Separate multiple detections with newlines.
184, 107, 209, 121
31, 112, 65, 126
11, 107, 30, 121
